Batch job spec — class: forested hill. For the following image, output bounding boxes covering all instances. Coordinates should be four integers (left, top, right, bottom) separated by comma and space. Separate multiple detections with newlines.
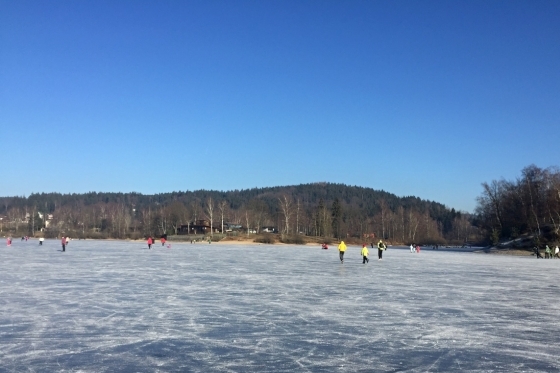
0, 183, 475, 243
1, 183, 454, 223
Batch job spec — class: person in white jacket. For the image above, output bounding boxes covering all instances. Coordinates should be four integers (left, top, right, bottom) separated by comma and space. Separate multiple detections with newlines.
410, 244, 415, 253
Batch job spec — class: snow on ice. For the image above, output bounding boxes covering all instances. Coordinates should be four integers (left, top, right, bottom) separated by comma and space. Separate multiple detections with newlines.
1, 240, 559, 372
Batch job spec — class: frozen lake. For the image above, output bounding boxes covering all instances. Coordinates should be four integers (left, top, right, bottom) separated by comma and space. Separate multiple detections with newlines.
1, 239, 559, 372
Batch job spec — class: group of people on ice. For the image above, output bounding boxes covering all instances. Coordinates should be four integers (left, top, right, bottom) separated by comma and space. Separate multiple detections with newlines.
534, 245, 560, 259
146, 236, 170, 249
5, 236, 48, 247
336, 239, 388, 264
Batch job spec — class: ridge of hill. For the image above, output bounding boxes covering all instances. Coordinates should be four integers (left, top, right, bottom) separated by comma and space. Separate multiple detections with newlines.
0, 182, 474, 243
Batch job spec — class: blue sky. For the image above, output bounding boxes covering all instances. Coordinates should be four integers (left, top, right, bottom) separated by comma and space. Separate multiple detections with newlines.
1, 0, 559, 212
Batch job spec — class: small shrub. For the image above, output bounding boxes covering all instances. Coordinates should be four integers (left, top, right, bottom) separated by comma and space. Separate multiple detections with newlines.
44, 230, 60, 239
254, 234, 276, 244
89, 231, 109, 239
128, 232, 143, 240
280, 235, 306, 245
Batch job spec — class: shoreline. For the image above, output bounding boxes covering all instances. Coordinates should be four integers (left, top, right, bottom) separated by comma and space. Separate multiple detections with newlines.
475, 247, 533, 256
5, 236, 355, 248
8, 236, 551, 256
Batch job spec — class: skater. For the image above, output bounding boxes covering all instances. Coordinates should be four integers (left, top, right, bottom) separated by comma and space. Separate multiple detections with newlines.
147, 236, 153, 250
61, 236, 66, 252
555, 246, 559, 258
534, 246, 543, 258
377, 239, 386, 260
338, 241, 347, 263
410, 243, 415, 253
65, 236, 70, 246
416, 245, 421, 253
7, 237, 12, 246
545, 245, 551, 259
39, 237, 44, 245
361, 244, 369, 264
160, 237, 166, 246
321, 243, 329, 250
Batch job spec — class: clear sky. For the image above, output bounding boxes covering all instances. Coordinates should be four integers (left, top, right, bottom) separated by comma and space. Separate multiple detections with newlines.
1, 0, 559, 212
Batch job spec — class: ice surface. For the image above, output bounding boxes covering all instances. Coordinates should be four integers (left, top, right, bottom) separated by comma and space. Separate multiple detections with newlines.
1, 239, 559, 372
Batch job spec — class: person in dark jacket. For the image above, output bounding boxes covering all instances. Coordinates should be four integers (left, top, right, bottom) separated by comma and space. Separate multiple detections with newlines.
377, 240, 386, 260
534, 246, 543, 258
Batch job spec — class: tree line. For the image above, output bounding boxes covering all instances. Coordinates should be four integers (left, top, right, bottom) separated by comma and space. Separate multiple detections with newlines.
0, 183, 479, 244
475, 165, 560, 246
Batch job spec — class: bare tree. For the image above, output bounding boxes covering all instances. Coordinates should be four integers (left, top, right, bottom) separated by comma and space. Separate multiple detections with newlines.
379, 199, 388, 239
424, 210, 431, 241
331, 198, 342, 239
315, 199, 330, 237
248, 199, 267, 233
409, 209, 420, 242
29, 206, 38, 236
158, 206, 170, 236
244, 209, 251, 237
296, 198, 301, 234
142, 207, 152, 236
547, 170, 560, 235
398, 206, 406, 243
278, 195, 293, 235
479, 180, 505, 232
522, 166, 543, 238
123, 207, 131, 237
218, 200, 228, 234
205, 197, 214, 236
168, 201, 187, 235
190, 200, 201, 223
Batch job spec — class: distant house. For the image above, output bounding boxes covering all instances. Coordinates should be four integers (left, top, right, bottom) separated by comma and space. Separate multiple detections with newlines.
225, 223, 242, 232
192, 221, 210, 235
179, 220, 212, 235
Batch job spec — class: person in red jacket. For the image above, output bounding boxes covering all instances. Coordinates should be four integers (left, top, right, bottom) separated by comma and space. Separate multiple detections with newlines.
147, 236, 153, 250
160, 237, 166, 246
61, 236, 66, 252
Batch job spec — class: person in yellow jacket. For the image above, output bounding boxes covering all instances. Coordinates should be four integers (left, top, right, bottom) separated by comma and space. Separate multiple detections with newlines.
338, 241, 347, 263
361, 244, 369, 264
